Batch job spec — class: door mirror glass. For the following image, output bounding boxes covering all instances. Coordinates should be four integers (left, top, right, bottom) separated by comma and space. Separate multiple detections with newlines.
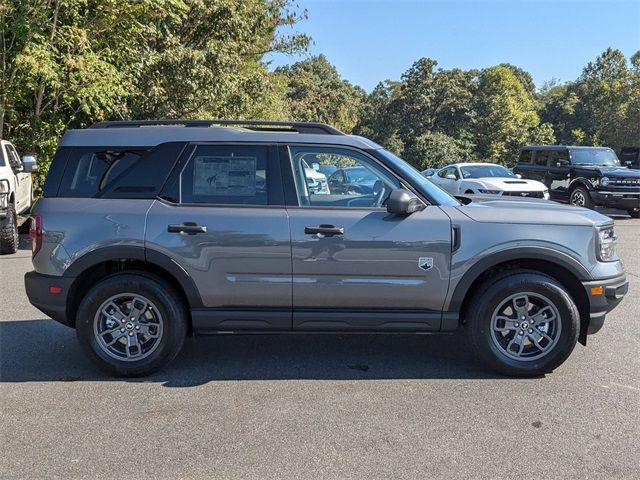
22, 155, 38, 173
387, 188, 424, 215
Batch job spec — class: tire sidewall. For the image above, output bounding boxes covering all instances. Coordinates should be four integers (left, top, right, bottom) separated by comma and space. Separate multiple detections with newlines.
471, 273, 579, 375
76, 273, 186, 377
0, 203, 18, 254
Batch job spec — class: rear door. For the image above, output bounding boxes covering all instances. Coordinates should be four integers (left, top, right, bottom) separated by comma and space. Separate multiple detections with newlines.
283, 144, 452, 332
145, 143, 292, 331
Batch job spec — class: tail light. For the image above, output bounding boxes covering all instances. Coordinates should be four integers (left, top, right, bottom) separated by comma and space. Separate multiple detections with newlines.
29, 214, 43, 257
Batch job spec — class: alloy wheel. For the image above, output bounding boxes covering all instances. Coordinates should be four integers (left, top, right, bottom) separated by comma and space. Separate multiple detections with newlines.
490, 292, 561, 361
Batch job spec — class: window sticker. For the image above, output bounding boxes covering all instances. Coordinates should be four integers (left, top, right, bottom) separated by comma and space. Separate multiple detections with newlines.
193, 156, 257, 196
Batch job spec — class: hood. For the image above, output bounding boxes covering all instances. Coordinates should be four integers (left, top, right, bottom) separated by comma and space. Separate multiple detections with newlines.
474, 177, 546, 191
457, 198, 611, 227
582, 166, 640, 178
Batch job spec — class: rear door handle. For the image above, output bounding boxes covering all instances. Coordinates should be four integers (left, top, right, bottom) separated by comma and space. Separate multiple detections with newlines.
168, 223, 207, 234
304, 224, 344, 236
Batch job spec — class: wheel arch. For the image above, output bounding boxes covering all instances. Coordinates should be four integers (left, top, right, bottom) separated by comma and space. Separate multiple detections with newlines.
448, 248, 591, 344
64, 246, 202, 327
568, 177, 594, 193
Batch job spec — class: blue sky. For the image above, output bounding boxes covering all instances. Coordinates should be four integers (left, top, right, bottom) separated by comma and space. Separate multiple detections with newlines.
267, 0, 640, 91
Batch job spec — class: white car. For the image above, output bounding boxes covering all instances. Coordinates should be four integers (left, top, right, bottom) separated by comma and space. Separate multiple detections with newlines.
1, 139, 37, 254
428, 162, 549, 200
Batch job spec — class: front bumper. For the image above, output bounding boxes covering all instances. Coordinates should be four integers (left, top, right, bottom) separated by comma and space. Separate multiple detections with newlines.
24, 271, 75, 327
590, 190, 640, 210
581, 273, 628, 335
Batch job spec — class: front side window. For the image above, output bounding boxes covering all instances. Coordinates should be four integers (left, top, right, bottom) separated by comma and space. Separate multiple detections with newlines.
289, 146, 399, 208
180, 144, 269, 205
534, 151, 550, 166
519, 150, 533, 163
5, 144, 22, 171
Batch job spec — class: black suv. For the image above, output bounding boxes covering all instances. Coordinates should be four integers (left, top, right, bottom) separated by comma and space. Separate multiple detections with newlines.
514, 146, 640, 218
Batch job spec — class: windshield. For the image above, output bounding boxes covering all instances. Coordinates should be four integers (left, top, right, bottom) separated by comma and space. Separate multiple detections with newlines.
461, 164, 514, 179
377, 149, 460, 206
571, 148, 620, 166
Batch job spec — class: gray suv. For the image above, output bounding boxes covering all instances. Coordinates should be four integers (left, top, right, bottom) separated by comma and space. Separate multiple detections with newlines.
24, 120, 628, 377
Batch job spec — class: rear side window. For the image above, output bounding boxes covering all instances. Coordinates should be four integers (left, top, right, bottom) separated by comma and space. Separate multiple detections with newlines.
518, 150, 532, 163
56, 143, 184, 198
180, 144, 269, 206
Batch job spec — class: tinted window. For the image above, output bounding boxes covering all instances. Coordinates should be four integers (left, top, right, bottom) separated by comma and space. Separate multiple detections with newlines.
549, 149, 569, 165
58, 148, 149, 197
290, 146, 399, 208
518, 150, 532, 164
534, 151, 550, 166
180, 144, 269, 205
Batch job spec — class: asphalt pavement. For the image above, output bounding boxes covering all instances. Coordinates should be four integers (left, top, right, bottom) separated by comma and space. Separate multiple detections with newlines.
1, 213, 639, 479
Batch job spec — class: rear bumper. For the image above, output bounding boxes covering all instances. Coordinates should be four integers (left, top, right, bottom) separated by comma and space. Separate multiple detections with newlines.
24, 271, 75, 327
590, 190, 640, 210
582, 273, 628, 335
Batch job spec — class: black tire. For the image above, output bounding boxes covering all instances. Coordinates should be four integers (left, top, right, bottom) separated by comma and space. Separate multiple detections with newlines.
627, 209, 640, 218
75, 273, 188, 377
569, 186, 594, 209
467, 271, 579, 377
0, 203, 19, 254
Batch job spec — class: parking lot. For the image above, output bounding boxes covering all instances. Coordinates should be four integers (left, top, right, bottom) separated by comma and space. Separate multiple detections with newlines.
1, 214, 639, 479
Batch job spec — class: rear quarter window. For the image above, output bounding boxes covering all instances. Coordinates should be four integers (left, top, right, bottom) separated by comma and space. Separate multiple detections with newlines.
518, 150, 532, 164
55, 142, 184, 198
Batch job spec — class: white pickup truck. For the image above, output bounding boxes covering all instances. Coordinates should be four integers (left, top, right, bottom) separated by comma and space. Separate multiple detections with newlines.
1, 139, 37, 254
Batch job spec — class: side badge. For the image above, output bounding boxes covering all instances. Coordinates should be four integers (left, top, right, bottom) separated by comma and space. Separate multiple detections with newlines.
418, 257, 434, 271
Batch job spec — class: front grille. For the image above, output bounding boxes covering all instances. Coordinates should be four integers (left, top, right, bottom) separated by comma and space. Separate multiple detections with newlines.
609, 178, 640, 186
502, 191, 544, 198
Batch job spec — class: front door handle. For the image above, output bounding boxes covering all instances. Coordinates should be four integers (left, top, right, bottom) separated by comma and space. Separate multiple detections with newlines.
304, 224, 344, 236
168, 222, 207, 234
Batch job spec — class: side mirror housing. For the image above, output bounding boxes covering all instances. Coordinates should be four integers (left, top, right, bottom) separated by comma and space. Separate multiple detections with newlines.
556, 160, 570, 167
516, 173, 522, 179
23, 155, 38, 173
446, 174, 457, 180
387, 188, 425, 215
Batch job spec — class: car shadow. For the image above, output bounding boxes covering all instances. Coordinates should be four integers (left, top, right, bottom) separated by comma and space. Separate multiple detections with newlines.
0, 319, 507, 387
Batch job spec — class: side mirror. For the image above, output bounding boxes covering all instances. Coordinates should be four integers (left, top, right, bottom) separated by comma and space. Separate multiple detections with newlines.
556, 160, 570, 167
23, 155, 38, 173
387, 188, 425, 215
624, 160, 633, 167
516, 173, 522, 179
446, 174, 457, 180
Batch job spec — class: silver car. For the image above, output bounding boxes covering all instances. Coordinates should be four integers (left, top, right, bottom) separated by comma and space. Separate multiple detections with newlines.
24, 120, 628, 377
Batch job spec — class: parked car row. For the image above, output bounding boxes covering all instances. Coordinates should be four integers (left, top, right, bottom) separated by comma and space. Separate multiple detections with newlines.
422, 145, 640, 217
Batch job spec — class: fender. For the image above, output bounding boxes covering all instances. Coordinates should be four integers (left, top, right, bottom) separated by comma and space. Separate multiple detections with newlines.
62, 245, 203, 308
568, 177, 595, 192
446, 246, 592, 314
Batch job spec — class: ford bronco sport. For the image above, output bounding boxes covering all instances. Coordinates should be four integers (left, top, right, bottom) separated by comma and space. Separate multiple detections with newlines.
24, 121, 628, 377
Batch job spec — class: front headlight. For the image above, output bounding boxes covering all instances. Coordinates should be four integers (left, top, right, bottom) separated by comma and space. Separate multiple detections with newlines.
600, 176, 609, 187
0, 179, 9, 193
478, 189, 501, 195
597, 226, 618, 261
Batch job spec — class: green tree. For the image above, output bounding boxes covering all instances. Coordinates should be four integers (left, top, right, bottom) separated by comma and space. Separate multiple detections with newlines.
475, 66, 540, 163
402, 131, 466, 170
276, 55, 365, 132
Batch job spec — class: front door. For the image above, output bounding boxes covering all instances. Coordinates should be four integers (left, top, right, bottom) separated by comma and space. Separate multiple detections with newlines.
145, 143, 292, 331
4, 143, 31, 212
284, 145, 452, 332
545, 149, 572, 201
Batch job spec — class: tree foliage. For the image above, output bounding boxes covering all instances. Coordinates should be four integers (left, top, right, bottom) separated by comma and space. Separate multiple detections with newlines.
1, 2, 637, 186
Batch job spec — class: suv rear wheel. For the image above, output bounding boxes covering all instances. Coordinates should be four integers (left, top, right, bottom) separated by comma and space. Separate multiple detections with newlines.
75, 273, 188, 377
467, 271, 579, 376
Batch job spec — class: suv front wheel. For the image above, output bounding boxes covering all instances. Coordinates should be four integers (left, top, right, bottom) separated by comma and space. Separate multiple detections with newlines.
468, 271, 579, 376
76, 273, 188, 377
569, 186, 594, 209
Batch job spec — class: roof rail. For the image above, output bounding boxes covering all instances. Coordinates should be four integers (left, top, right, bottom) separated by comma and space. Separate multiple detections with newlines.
88, 119, 345, 135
